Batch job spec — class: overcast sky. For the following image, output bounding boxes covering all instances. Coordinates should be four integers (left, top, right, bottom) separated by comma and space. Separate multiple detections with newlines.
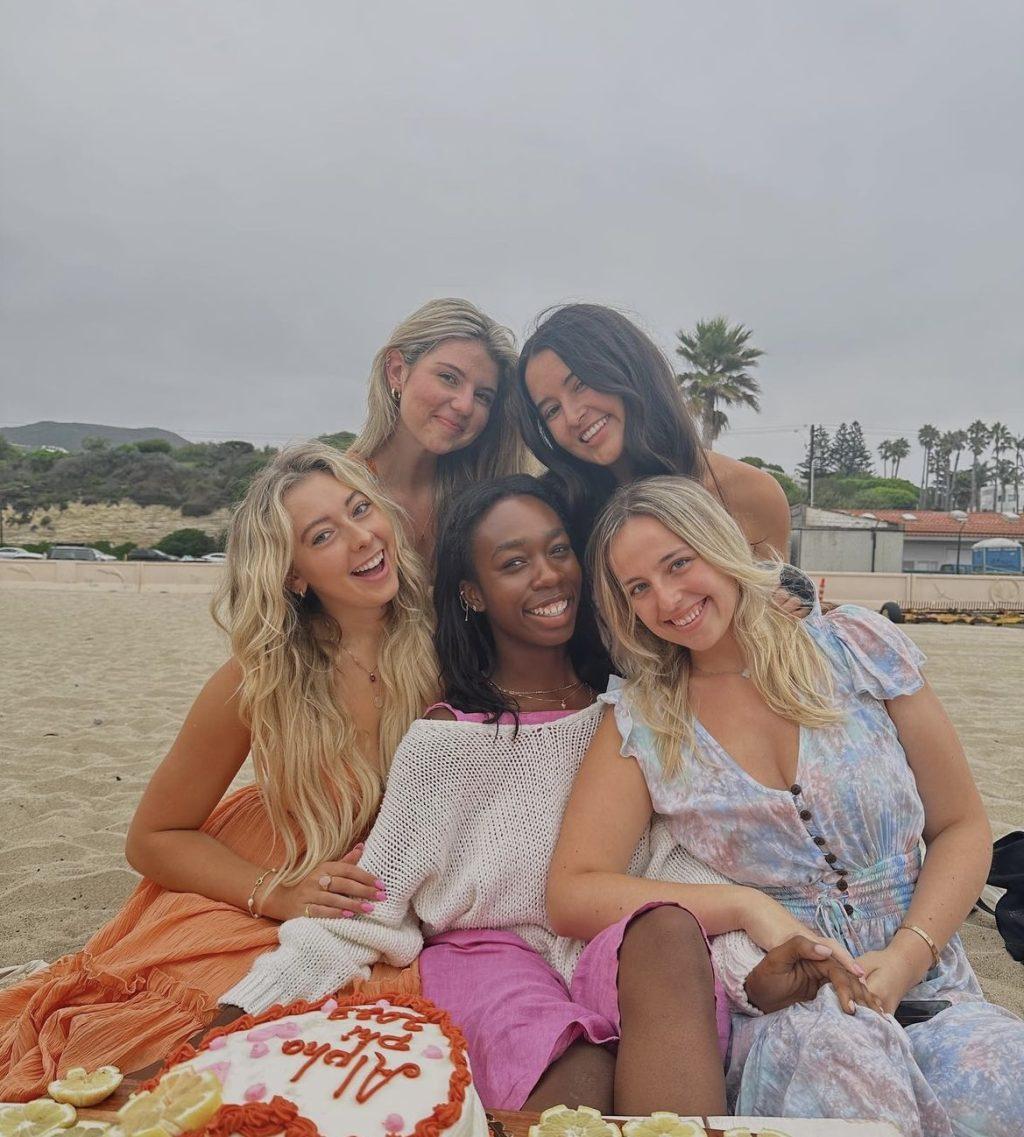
2, 1, 1022, 474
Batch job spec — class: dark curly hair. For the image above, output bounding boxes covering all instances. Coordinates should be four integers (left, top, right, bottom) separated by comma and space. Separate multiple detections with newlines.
433, 474, 611, 723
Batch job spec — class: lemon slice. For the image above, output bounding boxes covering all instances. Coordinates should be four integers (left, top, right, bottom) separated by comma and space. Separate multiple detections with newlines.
623, 1115, 706, 1137
528, 1105, 622, 1137
48, 1068, 124, 1108
108, 1069, 221, 1137
61, 1125, 111, 1136
0, 1099, 77, 1137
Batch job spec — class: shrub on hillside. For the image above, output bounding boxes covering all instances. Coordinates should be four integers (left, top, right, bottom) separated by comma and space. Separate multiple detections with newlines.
156, 528, 217, 558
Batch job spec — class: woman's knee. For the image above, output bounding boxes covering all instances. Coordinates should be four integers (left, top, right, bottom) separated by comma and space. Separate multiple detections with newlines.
619, 905, 712, 989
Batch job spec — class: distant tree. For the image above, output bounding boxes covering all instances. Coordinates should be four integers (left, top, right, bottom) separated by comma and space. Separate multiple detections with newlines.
318, 431, 358, 452
966, 420, 990, 511
1014, 434, 1024, 512
917, 423, 940, 508
155, 528, 216, 558
877, 440, 893, 479
796, 427, 834, 482
81, 436, 110, 452
739, 455, 785, 472
136, 438, 173, 454
675, 317, 763, 447
889, 437, 910, 479
990, 422, 1014, 510
830, 422, 873, 477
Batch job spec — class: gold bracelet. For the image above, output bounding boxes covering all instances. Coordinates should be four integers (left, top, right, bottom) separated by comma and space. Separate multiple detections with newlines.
899, 922, 941, 969
247, 868, 274, 919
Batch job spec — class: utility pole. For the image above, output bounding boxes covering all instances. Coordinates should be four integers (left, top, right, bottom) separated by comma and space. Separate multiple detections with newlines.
807, 425, 816, 507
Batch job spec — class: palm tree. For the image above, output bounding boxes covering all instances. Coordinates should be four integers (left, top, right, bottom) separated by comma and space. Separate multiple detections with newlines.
878, 440, 894, 479
917, 424, 940, 508
939, 430, 967, 510
890, 437, 910, 480
966, 420, 990, 511
675, 317, 763, 447
1014, 434, 1024, 512
990, 422, 1014, 510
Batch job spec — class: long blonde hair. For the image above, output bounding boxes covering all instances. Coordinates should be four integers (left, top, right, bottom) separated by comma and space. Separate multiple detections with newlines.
590, 476, 841, 778
354, 298, 528, 510
213, 441, 437, 887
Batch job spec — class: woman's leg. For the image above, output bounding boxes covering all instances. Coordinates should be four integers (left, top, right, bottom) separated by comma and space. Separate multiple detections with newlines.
615, 905, 726, 1116
523, 1041, 615, 1113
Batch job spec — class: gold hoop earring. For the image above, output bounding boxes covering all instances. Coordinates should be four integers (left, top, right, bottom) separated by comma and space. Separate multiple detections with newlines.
391, 387, 401, 403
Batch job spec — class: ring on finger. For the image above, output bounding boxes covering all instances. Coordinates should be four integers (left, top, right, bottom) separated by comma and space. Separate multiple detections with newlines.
304, 903, 311, 918
318, 873, 332, 889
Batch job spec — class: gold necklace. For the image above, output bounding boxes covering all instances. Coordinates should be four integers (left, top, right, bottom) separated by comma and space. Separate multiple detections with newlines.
692, 665, 751, 679
340, 644, 383, 709
495, 677, 589, 711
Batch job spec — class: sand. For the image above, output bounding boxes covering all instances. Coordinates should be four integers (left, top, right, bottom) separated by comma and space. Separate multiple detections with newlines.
1, 589, 1021, 1013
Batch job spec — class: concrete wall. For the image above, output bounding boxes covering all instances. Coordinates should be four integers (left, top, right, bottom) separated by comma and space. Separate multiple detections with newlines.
0, 559, 222, 593
806, 570, 1024, 611
791, 528, 904, 573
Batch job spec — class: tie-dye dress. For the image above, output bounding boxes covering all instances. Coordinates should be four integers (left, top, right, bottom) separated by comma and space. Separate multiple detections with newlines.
600, 604, 1024, 1137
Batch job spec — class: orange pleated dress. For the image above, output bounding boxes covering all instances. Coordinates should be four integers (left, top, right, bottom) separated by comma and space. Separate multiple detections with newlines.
0, 785, 418, 1101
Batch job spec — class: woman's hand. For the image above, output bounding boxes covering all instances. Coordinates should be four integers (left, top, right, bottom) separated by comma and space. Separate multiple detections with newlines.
858, 943, 926, 1014
742, 892, 866, 978
745, 935, 884, 1016
260, 844, 386, 921
771, 587, 812, 620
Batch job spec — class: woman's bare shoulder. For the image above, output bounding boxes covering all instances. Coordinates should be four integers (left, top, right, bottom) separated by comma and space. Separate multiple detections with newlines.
703, 451, 791, 555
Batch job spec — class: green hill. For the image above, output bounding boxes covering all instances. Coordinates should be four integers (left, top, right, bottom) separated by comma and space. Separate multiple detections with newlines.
0, 421, 190, 451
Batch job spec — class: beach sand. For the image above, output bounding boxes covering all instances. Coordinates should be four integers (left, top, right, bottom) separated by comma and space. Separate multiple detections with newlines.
1, 589, 1020, 1013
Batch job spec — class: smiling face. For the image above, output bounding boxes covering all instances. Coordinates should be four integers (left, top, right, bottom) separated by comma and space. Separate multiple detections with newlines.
608, 514, 739, 654
387, 337, 501, 456
284, 471, 399, 611
462, 495, 582, 651
523, 348, 629, 474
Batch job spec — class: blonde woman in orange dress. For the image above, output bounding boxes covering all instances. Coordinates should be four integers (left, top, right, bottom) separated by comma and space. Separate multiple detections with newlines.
0, 442, 436, 1100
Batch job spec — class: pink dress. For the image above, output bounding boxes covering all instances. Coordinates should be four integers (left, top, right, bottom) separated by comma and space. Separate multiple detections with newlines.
416, 704, 730, 1110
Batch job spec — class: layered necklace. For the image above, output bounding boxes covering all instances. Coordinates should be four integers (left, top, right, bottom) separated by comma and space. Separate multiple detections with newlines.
495, 676, 591, 711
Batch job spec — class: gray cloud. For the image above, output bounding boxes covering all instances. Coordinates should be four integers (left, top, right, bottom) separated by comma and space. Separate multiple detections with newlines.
2, 0, 1022, 470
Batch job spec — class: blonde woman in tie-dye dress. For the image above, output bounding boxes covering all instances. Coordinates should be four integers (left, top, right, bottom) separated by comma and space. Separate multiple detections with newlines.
548, 475, 1023, 1137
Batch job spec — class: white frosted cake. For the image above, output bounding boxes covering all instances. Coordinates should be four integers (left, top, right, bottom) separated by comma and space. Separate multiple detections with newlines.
150, 991, 489, 1137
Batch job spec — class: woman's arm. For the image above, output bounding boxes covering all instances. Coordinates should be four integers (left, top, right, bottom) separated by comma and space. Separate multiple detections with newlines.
705, 452, 791, 562
859, 681, 992, 1009
548, 708, 829, 949
125, 659, 377, 921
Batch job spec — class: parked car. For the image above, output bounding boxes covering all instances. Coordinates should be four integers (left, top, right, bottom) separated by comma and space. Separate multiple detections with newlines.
0, 546, 45, 560
126, 547, 178, 561
201, 552, 227, 563
47, 545, 110, 562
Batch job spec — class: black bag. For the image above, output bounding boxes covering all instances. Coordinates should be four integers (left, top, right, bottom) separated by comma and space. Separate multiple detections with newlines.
978, 831, 1024, 963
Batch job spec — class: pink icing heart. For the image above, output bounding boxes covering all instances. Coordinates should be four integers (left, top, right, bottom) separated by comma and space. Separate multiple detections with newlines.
249, 1042, 269, 1058
321, 997, 338, 1013
383, 1114, 404, 1133
422, 1045, 444, 1060
246, 1021, 301, 1042
207, 1036, 227, 1050
244, 1082, 267, 1102
203, 1061, 231, 1084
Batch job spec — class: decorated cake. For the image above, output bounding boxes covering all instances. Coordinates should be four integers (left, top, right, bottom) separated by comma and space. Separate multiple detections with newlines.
148, 991, 489, 1137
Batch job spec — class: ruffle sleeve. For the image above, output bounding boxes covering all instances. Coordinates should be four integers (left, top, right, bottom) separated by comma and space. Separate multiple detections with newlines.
597, 675, 651, 762
820, 604, 926, 700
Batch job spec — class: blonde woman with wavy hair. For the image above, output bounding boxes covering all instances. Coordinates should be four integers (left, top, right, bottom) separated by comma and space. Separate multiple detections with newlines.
354, 297, 528, 561
548, 476, 1022, 1134
0, 442, 437, 1100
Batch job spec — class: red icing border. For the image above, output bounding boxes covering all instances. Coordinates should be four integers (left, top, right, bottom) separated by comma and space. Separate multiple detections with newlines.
144, 991, 471, 1137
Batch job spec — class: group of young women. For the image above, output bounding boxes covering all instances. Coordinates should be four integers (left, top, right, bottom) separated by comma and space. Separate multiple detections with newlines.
1, 299, 1020, 1136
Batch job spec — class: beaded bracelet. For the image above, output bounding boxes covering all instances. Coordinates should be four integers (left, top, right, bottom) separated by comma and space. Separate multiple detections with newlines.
247, 867, 275, 919
899, 922, 941, 969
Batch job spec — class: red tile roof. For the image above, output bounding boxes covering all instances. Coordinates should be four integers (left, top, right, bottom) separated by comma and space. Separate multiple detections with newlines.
843, 510, 1024, 537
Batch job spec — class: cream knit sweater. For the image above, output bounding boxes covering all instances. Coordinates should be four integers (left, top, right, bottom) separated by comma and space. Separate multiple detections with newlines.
224, 702, 764, 1016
